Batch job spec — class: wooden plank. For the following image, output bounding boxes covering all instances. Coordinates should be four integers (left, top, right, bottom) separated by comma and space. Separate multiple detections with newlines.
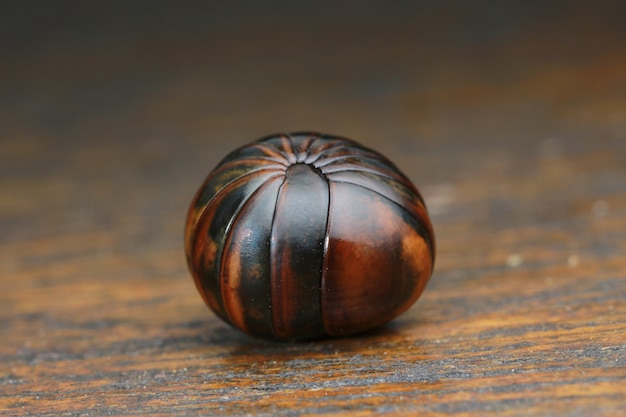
1, 1, 625, 415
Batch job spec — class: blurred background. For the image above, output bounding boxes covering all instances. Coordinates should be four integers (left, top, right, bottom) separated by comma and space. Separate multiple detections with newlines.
1, 1, 626, 414
2, 0, 625, 246
2, 0, 626, 293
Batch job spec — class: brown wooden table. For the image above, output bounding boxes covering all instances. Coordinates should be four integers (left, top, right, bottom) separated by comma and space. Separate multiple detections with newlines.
1, 2, 625, 416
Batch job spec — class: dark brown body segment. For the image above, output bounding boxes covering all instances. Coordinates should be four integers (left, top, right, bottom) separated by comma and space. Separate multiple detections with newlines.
185, 132, 435, 341
187, 171, 282, 322
220, 177, 283, 338
270, 164, 329, 340
322, 182, 433, 336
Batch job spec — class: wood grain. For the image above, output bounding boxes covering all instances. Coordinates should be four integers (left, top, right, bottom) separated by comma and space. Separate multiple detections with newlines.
1, 1, 625, 416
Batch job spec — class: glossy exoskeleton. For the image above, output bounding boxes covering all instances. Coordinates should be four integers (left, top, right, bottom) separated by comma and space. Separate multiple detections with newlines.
185, 132, 435, 340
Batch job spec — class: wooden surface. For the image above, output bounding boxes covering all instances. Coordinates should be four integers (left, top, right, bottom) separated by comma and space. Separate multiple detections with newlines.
1, 2, 625, 416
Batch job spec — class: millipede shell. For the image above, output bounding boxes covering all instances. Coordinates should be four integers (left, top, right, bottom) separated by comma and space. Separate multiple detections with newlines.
185, 132, 435, 341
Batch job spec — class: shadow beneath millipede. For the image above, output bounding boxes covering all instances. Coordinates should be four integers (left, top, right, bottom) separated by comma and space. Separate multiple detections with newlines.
166, 313, 433, 364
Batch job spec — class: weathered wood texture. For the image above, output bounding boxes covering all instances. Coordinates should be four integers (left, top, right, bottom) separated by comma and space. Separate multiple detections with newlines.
1, 2, 625, 416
